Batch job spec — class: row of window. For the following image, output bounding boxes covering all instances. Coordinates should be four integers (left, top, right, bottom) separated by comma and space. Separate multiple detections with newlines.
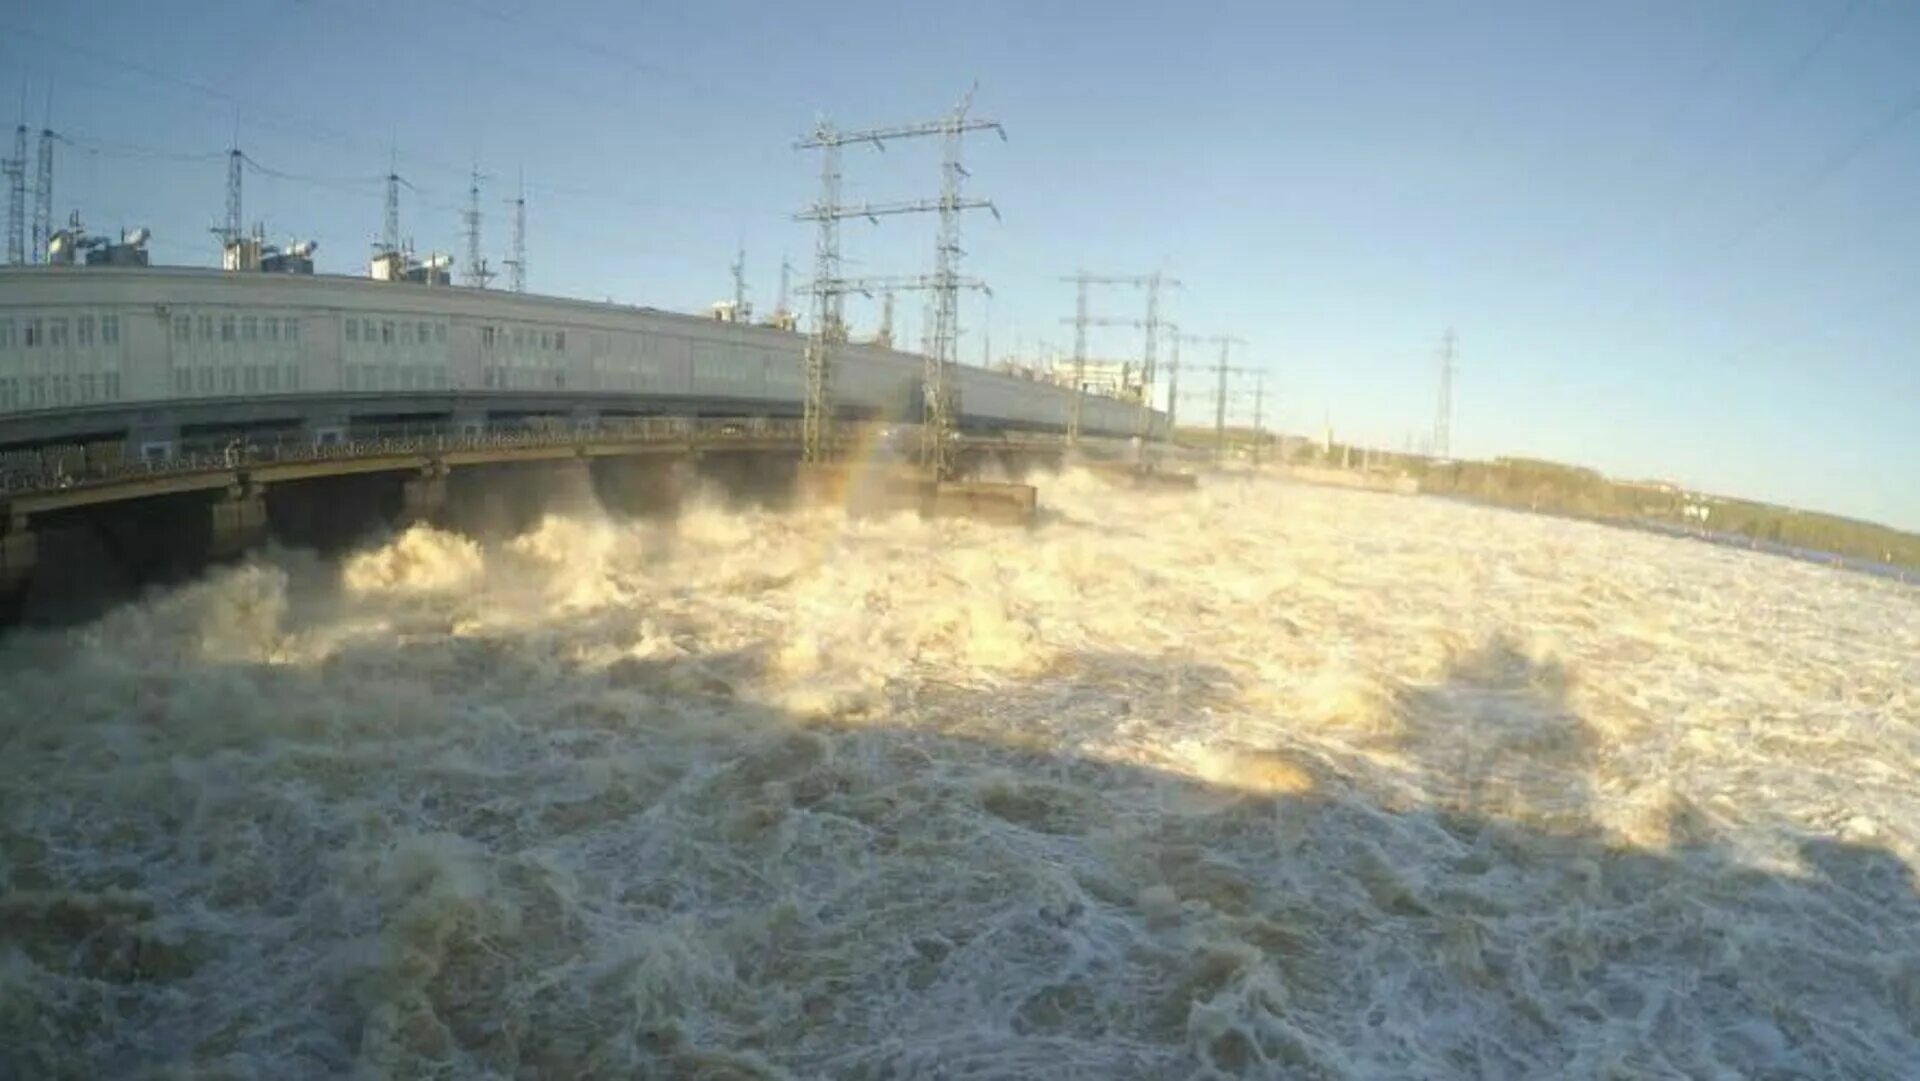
482, 366, 568, 390
172, 313, 302, 345
173, 364, 302, 397
0, 371, 123, 410
481, 324, 567, 352
345, 318, 447, 348
0, 314, 121, 350
345, 363, 452, 393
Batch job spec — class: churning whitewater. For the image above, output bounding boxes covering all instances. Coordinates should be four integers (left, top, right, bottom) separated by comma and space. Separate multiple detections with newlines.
3, 471, 1919, 1079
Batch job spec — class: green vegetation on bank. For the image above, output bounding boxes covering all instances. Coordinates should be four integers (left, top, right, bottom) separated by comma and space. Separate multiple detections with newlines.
1172, 427, 1920, 572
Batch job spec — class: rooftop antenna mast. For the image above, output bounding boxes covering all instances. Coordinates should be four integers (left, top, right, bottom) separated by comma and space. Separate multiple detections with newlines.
502, 170, 526, 292
793, 90, 1004, 472
1433, 327, 1456, 459
463, 165, 493, 288
382, 149, 401, 255
774, 255, 793, 325
730, 245, 749, 321
222, 114, 242, 248
31, 84, 54, 266
3, 81, 25, 265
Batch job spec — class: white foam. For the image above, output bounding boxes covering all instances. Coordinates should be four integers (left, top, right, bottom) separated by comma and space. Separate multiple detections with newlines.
2, 471, 1917, 1077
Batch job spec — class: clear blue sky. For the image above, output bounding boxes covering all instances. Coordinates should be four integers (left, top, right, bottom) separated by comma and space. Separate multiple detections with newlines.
5, 0, 1919, 529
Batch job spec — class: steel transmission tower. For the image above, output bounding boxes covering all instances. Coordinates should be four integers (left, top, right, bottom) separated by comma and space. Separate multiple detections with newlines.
503, 174, 527, 292
1165, 329, 1207, 446
1060, 272, 1180, 448
3, 124, 24, 265
1208, 335, 1249, 461
463, 167, 493, 288
1064, 276, 1090, 442
794, 93, 1004, 472
1250, 370, 1266, 466
1432, 328, 1457, 459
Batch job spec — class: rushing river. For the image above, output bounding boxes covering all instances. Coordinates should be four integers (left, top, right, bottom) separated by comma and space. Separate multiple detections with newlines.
3, 470, 1918, 1079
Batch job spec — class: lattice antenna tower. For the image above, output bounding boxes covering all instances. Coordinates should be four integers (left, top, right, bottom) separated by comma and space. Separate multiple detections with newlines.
381, 149, 401, 254
1433, 327, 1456, 459
463, 166, 493, 288
773, 255, 793, 324
3, 106, 24, 266
793, 92, 1004, 470
502, 170, 527, 292
220, 109, 242, 249
730, 246, 750, 321
31, 85, 54, 266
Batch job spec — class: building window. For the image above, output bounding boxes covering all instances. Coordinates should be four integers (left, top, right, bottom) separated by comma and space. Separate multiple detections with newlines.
264, 365, 279, 391
284, 318, 299, 342
346, 318, 358, 344
221, 316, 236, 342
417, 321, 429, 345
52, 374, 70, 403
434, 323, 446, 344
381, 320, 394, 345
512, 328, 524, 349
198, 368, 214, 394
198, 315, 214, 341
102, 315, 118, 345
103, 371, 119, 399
265, 317, 279, 342
242, 316, 257, 341
365, 319, 377, 343
175, 369, 191, 395
78, 373, 96, 401
555, 330, 566, 351
244, 366, 258, 392
77, 315, 94, 346
481, 325, 495, 349
221, 368, 238, 393
539, 331, 551, 350
24, 319, 39, 347
173, 315, 190, 342
285, 364, 298, 391
399, 322, 414, 347
28, 376, 45, 405
0, 319, 12, 349
49, 318, 67, 347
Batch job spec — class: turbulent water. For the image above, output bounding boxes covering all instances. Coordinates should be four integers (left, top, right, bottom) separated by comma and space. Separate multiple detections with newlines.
3, 469, 1919, 1079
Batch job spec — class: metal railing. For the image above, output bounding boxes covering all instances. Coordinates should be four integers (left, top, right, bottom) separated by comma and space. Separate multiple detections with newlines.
0, 416, 812, 497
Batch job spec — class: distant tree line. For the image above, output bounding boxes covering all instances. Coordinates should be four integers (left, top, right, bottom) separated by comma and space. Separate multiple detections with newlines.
1409, 457, 1920, 572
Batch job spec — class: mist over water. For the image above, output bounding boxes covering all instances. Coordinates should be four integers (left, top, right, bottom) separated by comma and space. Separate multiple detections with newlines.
4, 471, 1918, 1079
